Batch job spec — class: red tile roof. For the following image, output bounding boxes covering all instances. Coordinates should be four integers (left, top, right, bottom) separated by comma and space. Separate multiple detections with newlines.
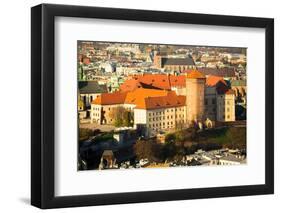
119, 79, 142, 91
92, 92, 127, 105
132, 74, 171, 90
205, 75, 233, 95
169, 75, 186, 88
140, 93, 186, 110
93, 74, 233, 107
206, 75, 227, 87
92, 88, 186, 110
125, 88, 169, 108
120, 74, 186, 92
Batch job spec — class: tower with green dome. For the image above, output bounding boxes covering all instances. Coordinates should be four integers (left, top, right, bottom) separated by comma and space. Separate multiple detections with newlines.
78, 64, 86, 81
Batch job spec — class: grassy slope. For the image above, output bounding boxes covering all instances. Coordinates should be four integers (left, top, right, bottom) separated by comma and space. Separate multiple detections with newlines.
197, 127, 246, 149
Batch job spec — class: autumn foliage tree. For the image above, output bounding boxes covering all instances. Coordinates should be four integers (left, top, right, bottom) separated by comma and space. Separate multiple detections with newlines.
134, 139, 164, 162
134, 140, 154, 160
108, 106, 134, 127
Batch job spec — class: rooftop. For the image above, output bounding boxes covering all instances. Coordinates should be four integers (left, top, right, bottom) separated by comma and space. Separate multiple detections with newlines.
93, 73, 234, 107
194, 67, 236, 77
92, 92, 127, 105
140, 92, 186, 110
125, 88, 169, 108
92, 88, 186, 110
205, 75, 234, 95
206, 75, 227, 87
120, 74, 186, 92
161, 57, 195, 66
78, 81, 107, 94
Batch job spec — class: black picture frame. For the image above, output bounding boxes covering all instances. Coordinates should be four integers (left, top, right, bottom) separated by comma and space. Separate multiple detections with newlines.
31, 3, 274, 209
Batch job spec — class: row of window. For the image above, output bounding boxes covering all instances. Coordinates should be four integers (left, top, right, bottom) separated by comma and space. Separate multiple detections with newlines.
148, 114, 185, 122
149, 122, 173, 128
81, 95, 94, 102
148, 120, 185, 128
92, 107, 100, 111
92, 113, 100, 117
149, 120, 185, 130
148, 108, 184, 117
101, 106, 132, 111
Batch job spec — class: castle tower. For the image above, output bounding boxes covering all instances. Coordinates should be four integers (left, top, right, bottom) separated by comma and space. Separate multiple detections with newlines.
153, 53, 162, 69
185, 70, 206, 125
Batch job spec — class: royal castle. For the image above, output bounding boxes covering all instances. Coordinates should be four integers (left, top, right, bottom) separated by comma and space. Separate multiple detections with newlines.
90, 70, 235, 137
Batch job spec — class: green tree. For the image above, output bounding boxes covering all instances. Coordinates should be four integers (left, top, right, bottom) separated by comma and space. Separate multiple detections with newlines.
114, 117, 123, 127
175, 130, 185, 142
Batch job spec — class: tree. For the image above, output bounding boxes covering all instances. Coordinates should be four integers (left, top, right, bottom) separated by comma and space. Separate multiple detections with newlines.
108, 106, 125, 127
123, 110, 134, 127
134, 140, 154, 160
175, 130, 185, 142
108, 107, 134, 127
161, 141, 177, 161
165, 133, 176, 143
175, 121, 184, 131
114, 117, 123, 127
133, 139, 163, 162
187, 127, 197, 141
225, 127, 246, 149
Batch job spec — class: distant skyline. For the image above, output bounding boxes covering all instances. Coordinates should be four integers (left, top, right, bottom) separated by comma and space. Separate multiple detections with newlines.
78, 40, 247, 53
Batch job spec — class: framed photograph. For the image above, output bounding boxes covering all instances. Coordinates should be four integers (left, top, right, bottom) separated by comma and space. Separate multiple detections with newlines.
31, 3, 274, 209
